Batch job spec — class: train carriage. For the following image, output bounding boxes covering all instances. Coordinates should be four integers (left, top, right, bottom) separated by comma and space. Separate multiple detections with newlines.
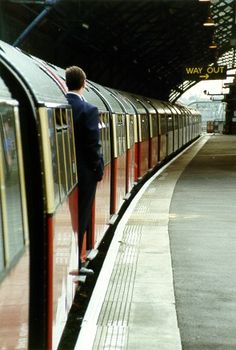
106, 88, 137, 195
118, 92, 150, 180
162, 103, 174, 156
0, 38, 201, 350
133, 95, 159, 170
0, 40, 78, 349
177, 104, 189, 146
0, 75, 29, 350
148, 99, 168, 163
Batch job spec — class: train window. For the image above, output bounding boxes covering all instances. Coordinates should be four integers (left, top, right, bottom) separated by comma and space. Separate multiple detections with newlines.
152, 114, 158, 137
168, 116, 173, 131
67, 109, 77, 186
174, 115, 179, 130
54, 109, 67, 202
47, 109, 60, 207
99, 115, 106, 166
0, 106, 24, 263
102, 113, 110, 165
61, 109, 72, 191
126, 114, 135, 149
0, 206, 3, 274
143, 114, 149, 141
160, 114, 167, 134
116, 114, 126, 156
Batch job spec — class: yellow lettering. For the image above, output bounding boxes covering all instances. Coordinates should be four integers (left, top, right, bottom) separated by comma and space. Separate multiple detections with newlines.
186, 67, 195, 74
207, 67, 214, 74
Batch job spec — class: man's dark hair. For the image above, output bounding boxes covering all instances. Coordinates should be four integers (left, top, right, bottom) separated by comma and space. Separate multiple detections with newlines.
65, 66, 86, 90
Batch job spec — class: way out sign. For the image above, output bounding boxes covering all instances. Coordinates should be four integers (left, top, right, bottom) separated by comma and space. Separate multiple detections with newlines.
183, 65, 227, 80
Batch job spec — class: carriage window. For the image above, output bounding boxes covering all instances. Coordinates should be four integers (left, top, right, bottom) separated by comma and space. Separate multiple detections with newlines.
62, 110, 72, 191
47, 109, 60, 207
0, 106, 24, 262
141, 114, 149, 141
102, 113, 110, 166
67, 109, 77, 186
167, 115, 173, 131
116, 114, 126, 156
129, 114, 135, 148
159, 114, 166, 134
55, 109, 67, 202
174, 115, 179, 130
152, 114, 158, 137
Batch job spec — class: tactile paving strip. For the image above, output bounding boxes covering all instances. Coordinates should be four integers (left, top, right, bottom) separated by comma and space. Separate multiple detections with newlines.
92, 224, 142, 349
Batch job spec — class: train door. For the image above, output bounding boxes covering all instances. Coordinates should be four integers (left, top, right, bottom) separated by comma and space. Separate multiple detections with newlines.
0, 78, 29, 350
135, 96, 158, 170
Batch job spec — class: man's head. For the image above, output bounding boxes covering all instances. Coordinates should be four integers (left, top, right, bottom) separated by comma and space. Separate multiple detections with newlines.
65, 66, 86, 91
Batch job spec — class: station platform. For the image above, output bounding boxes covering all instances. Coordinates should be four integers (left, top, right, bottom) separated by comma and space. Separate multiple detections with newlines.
75, 134, 236, 350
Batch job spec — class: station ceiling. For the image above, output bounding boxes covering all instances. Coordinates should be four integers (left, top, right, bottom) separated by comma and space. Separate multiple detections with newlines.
0, 0, 236, 101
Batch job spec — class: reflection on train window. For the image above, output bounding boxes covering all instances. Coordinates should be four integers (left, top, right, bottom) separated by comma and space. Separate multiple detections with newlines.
141, 115, 149, 140
160, 115, 167, 134
62, 110, 72, 191
0, 204, 4, 273
67, 109, 77, 186
0, 106, 24, 262
117, 114, 126, 156
47, 109, 60, 207
100, 113, 110, 166
168, 116, 173, 131
128, 115, 135, 148
55, 109, 67, 202
152, 114, 158, 137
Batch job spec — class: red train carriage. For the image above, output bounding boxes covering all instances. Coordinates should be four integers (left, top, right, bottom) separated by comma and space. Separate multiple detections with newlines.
149, 100, 168, 163
106, 88, 137, 195
0, 38, 202, 350
118, 92, 150, 180
0, 40, 77, 349
0, 75, 29, 350
133, 96, 159, 170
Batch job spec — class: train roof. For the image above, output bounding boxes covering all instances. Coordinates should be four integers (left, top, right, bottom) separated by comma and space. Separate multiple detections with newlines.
0, 40, 67, 105
88, 82, 124, 114
117, 91, 147, 114
105, 88, 137, 115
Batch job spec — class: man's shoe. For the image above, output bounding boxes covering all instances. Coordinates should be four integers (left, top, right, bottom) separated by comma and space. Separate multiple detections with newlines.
79, 267, 94, 275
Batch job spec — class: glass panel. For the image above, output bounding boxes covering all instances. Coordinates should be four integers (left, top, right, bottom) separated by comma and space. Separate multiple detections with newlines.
116, 114, 126, 156
47, 109, 60, 208
168, 116, 173, 131
141, 114, 149, 140
152, 114, 158, 136
160, 115, 167, 134
62, 110, 72, 191
129, 115, 135, 148
0, 202, 4, 273
0, 106, 24, 261
67, 109, 77, 186
103, 113, 111, 165
55, 109, 67, 202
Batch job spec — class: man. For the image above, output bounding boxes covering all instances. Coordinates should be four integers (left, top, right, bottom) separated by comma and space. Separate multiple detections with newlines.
65, 66, 104, 276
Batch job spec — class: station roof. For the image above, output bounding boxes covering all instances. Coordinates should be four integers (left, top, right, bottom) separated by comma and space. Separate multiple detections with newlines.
1, 0, 236, 101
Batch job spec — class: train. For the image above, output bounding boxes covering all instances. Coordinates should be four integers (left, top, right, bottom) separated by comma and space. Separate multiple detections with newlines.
0, 39, 201, 350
